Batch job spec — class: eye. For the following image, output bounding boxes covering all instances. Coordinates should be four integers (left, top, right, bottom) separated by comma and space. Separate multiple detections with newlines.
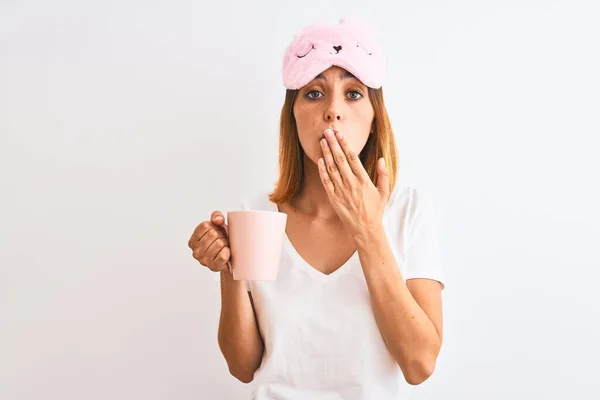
304, 90, 363, 101
348, 90, 363, 100
356, 42, 373, 55
305, 90, 323, 100
296, 43, 315, 58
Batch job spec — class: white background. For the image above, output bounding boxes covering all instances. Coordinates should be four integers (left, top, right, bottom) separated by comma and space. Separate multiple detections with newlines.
1, 0, 599, 399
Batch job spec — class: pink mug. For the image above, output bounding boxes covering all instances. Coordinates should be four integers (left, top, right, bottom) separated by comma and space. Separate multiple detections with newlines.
226, 210, 288, 281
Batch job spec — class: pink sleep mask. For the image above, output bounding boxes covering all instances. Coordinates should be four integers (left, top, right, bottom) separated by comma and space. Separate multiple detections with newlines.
282, 16, 386, 90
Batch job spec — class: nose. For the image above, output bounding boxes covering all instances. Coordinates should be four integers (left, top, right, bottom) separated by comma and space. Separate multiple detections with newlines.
325, 104, 342, 122
324, 86, 344, 122
333, 45, 342, 52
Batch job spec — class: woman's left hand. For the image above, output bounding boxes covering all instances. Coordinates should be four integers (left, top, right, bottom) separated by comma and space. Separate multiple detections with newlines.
317, 128, 391, 239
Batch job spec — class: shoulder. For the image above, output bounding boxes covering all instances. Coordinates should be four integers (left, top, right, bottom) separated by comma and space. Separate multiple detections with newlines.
240, 188, 275, 211
386, 184, 437, 223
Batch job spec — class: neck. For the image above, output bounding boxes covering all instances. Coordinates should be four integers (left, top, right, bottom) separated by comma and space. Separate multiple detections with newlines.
290, 154, 339, 221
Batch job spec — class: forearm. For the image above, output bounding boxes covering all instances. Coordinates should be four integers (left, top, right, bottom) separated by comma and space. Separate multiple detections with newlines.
353, 226, 441, 384
217, 270, 264, 383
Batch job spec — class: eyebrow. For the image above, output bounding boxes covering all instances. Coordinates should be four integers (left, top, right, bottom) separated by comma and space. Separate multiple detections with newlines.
314, 71, 358, 81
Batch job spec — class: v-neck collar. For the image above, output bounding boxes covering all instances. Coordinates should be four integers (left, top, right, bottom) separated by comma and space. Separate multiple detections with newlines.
265, 200, 358, 281
284, 231, 359, 281
266, 192, 397, 282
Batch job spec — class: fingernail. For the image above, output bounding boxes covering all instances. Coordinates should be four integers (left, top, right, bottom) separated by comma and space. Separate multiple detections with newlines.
325, 129, 333, 137
335, 131, 343, 139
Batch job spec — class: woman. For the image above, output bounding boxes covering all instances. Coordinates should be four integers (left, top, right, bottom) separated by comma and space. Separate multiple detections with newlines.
188, 16, 446, 400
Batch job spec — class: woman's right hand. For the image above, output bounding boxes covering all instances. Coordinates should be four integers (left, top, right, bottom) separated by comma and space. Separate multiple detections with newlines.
188, 210, 231, 272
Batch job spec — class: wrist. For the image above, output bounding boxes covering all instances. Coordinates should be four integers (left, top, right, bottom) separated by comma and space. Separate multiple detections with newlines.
352, 223, 386, 250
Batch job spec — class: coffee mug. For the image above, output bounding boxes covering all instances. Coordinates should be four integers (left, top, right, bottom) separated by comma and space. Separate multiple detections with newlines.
226, 210, 288, 281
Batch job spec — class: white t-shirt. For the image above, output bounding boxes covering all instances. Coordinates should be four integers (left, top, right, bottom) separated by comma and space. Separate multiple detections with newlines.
238, 185, 445, 400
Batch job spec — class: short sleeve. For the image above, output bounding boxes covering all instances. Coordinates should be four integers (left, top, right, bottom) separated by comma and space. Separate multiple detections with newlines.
405, 189, 446, 290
